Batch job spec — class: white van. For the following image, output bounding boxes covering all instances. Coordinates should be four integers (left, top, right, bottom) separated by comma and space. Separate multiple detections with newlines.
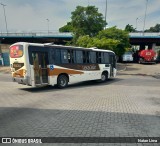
122, 51, 133, 62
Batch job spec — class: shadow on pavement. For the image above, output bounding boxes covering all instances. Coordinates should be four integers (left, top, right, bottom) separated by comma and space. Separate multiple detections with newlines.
125, 67, 140, 71
20, 78, 123, 93
0, 107, 160, 138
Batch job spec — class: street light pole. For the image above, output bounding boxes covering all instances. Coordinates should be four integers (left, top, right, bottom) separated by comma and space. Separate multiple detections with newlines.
0, 2, 8, 34
46, 19, 49, 35
105, 0, 107, 26
143, 0, 148, 36
136, 18, 138, 30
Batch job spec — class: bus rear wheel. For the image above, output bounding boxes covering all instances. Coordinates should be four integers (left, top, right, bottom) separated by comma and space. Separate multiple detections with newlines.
101, 72, 108, 82
57, 75, 68, 88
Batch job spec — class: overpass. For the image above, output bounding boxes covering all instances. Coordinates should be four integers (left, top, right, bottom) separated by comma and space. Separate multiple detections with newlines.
129, 32, 160, 50
1, 32, 160, 47
0, 32, 73, 44
0, 32, 160, 65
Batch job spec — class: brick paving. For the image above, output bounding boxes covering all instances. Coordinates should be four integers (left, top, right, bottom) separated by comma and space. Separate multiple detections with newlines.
0, 64, 160, 146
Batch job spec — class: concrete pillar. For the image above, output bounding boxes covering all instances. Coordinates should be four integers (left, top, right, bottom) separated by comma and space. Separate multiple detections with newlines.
140, 44, 145, 50
152, 43, 158, 59
152, 43, 156, 50
0, 40, 2, 53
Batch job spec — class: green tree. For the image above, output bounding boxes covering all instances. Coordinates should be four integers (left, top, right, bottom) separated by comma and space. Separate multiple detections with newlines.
145, 24, 160, 32
59, 22, 73, 32
76, 35, 123, 56
76, 35, 91, 47
90, 38, 120, 54
97, 27, 129, 56
125, 24, 136, 32
59, 6, 106, 38
76, 27, 129, 56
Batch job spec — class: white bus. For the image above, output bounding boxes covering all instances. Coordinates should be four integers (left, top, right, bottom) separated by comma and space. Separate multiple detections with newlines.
10, 42, 117, 88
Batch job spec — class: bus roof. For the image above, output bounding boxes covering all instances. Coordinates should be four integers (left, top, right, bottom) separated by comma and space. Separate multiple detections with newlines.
10, 42, 115, 54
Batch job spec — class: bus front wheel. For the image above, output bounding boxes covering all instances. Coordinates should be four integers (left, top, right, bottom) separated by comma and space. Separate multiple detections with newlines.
101, 72, 108, 82
57, 75, 68, 88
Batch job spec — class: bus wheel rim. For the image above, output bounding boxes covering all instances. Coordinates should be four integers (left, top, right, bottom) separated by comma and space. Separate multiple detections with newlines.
60, 77, 66, 86
101, 74, 106, 81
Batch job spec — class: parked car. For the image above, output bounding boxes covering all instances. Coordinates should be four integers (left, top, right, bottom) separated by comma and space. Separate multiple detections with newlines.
122, 51, 133, 62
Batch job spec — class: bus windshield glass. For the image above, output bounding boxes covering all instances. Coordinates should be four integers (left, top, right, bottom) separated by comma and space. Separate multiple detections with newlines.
10, 45, 23, 58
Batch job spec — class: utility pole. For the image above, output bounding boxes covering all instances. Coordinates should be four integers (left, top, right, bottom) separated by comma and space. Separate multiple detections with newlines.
46, 19, 49, 35
88, 0, 90, 6
136, 18, 138, 30
105, 0, 107, 28
143, 0, 148, 36
0, 2, 8, 34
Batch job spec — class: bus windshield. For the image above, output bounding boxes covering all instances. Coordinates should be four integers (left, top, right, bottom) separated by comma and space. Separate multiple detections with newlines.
10, 45, 23, 58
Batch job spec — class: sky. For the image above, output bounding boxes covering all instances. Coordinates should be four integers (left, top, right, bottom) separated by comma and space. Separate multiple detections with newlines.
0, 0, 160, 33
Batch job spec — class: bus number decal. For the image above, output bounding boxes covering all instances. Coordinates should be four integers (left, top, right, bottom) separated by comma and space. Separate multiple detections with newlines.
83, 65, 97, 71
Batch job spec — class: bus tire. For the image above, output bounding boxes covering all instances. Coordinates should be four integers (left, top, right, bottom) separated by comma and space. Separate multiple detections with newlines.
101, 72, 108, 82
57, 75, 68, 88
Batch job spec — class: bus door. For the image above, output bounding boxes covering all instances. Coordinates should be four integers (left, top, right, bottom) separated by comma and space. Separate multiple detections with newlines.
109, 54, 116, 77
32, 52, 48, 85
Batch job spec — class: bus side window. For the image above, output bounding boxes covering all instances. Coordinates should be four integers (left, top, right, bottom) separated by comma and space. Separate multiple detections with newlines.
55, 49, 61, 64
73, 50, 76, 63
76, 50, 83, 64
61, 49, 69, 64
83, 51, 86, 63
104, 52, 109, 64
50, 48, 55, 64
82, 51, 89, 63
89, 52, 96, 63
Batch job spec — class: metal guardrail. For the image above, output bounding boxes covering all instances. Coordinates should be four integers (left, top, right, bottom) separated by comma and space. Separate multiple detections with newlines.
0, 32, 73, 37
0, 33, 36, 36
130, 32, 160, 37
1, 32, 159, 38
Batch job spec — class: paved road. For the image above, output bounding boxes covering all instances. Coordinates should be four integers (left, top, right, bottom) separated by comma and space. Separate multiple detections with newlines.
0, 64, 160, 146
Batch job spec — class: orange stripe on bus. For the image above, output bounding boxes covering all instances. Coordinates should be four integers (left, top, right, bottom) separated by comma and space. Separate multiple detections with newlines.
48, 68, 84, 76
